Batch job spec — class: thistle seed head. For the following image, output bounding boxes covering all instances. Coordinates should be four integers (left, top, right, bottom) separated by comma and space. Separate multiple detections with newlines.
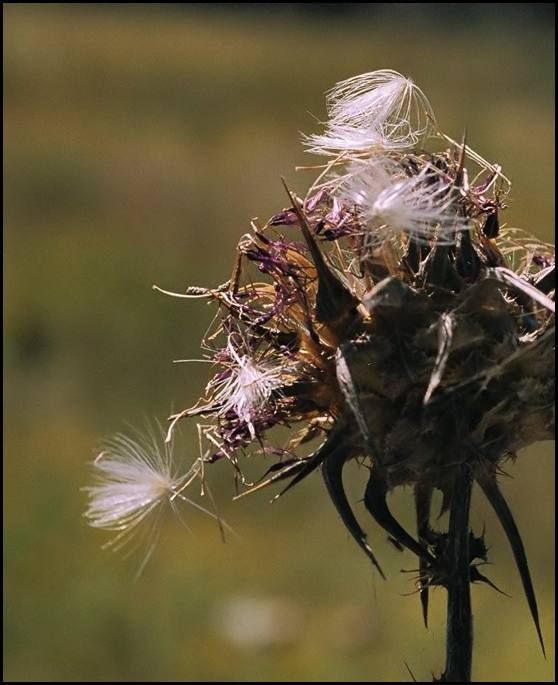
155, 71, 554, 647
88, 71, 555, 653
158, 69, 554, 499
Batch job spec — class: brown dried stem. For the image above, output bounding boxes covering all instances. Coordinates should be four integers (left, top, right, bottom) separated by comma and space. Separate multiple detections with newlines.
438, 465, 474, 682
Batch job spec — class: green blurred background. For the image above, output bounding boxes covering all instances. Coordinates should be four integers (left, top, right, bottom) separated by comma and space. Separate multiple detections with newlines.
3, 3, 555, 682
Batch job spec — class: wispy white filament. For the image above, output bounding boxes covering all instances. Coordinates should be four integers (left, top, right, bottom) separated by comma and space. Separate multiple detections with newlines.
304, 69, 435, 157
211, 342, 286, 437
84, 431, 220, 573
340, 159, 468, 246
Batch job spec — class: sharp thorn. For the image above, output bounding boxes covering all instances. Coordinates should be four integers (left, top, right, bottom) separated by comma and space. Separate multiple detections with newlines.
322, 445, 385, 579
478, 473, 546, 657
365, 473, 435, 564
280, 177, 359, 327
233, 461, 306, 500
415, 484, 433, 627
470, 567, 510, 597
404, 660, 418, 682
274, 429, 344, 500
454, 127, 468, 188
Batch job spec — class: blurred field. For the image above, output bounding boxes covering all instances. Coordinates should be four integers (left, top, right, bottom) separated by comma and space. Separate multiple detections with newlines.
3, 4, 555, 682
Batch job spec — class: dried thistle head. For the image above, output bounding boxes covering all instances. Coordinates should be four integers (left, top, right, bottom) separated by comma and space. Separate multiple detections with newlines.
87, 70, 555, 672
160, 70, 554, 647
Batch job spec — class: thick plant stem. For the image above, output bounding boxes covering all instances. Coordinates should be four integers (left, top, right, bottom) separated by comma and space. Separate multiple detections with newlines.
441, 465, 473, 682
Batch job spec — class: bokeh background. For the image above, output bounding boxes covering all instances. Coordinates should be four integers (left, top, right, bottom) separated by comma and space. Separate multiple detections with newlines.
4, 3, 555, 682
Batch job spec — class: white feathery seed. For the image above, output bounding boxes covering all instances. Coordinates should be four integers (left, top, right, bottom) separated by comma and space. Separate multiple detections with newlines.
84, 431, 221, 573
211, 342, 286, 437
304, 69, 435, 157
340, 159, 468, 246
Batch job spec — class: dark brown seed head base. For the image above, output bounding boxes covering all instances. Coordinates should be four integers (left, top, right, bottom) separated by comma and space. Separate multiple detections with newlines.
170, 139, 554, 660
